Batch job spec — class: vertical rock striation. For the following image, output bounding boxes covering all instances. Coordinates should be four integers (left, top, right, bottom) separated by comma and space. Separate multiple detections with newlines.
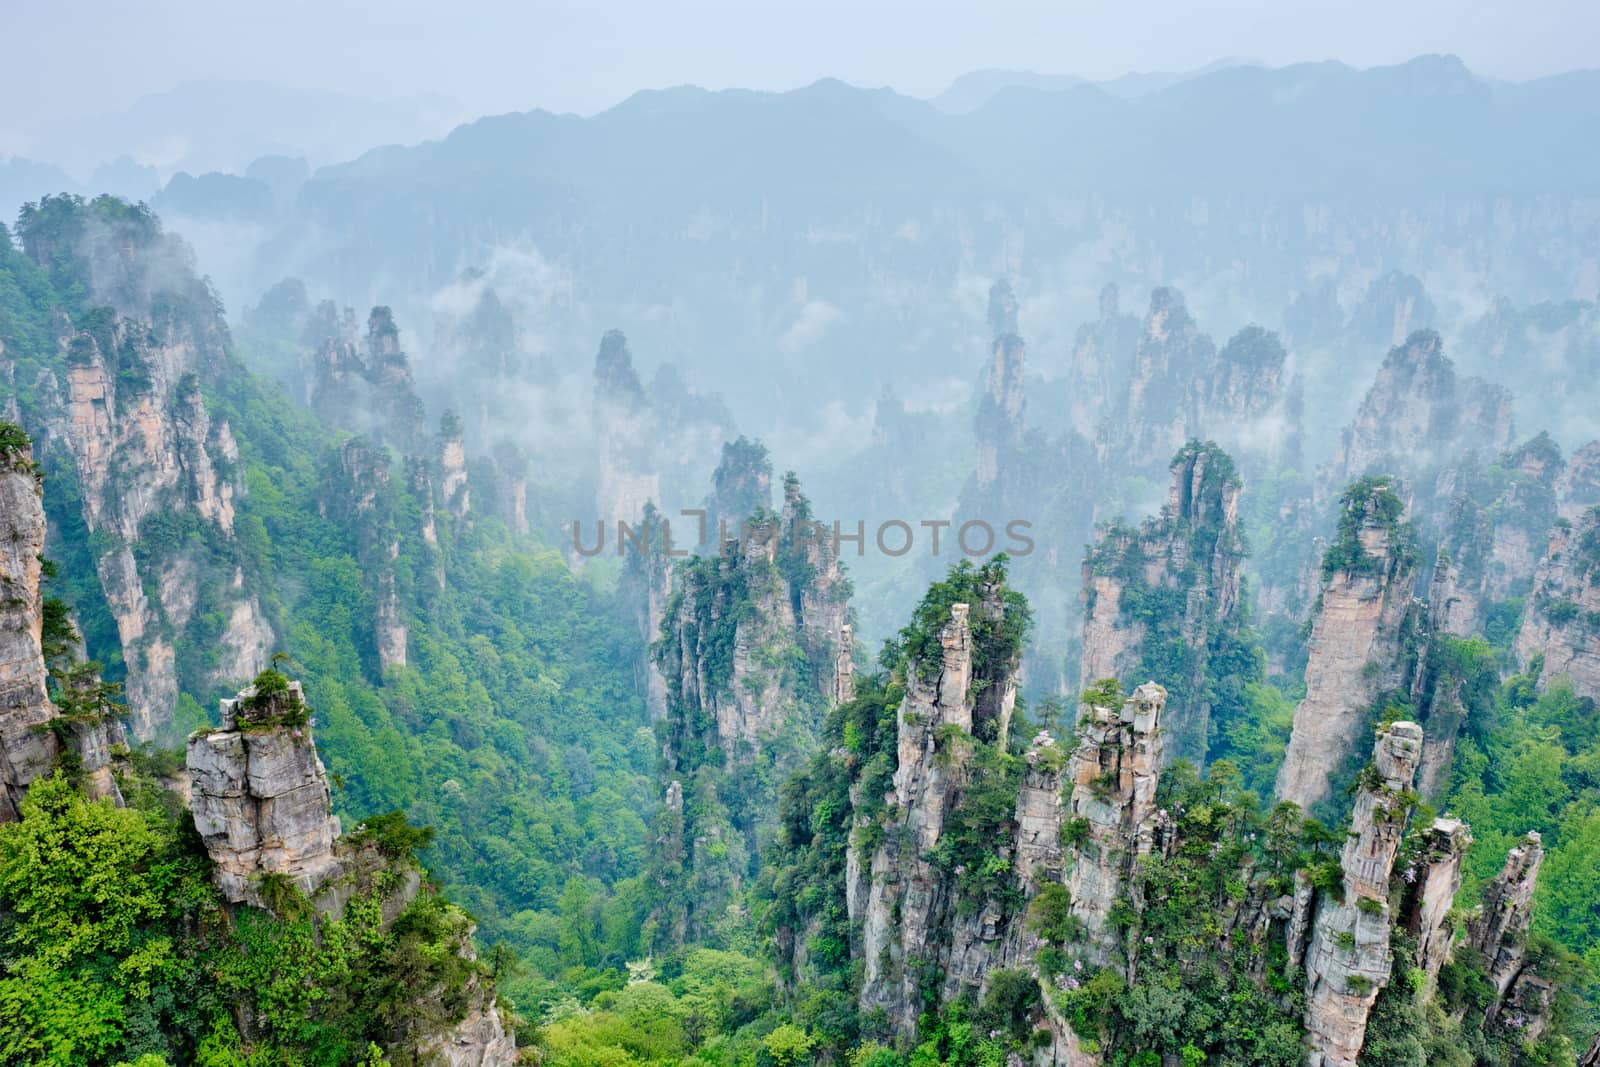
1078, 442, 1245, 762
1302, 721, 1423, 1067
1064, 682, 1168, 963
1515, 507, 1600, 699
322, 436, 409, 673
186, 677, 344, 907
1430, 432, 1562, 637
1324, 329, 1513, 514
1277, 478, 1419, 810
1468, 831, 1545, 1003
976, 280, 1027, 493
650, 468, 849, 944
1399, 816, 1472, 989
0, 436, 57, 820
17, 202, 273, 739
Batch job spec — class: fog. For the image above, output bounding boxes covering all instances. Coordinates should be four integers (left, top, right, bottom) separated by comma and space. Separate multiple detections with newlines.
6, 0, 1598, 159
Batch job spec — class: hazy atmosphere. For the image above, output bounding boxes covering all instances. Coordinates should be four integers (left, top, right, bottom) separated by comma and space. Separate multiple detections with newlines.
3, 4, 1600, 1066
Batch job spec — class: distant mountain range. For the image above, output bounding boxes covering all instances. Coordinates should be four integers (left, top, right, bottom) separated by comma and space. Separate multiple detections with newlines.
926, 57, 1264, 112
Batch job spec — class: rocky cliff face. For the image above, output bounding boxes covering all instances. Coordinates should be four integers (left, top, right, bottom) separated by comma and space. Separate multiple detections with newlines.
1302, 721, 1423, 1067
1325, 329, 1514, 513
1469, 831, 1545, 1005
1399, 816, 1472, 990
854, 576, 1028, 1037
1558, 441, 1600, 520
321, 437, 409, 673
1102, 289, 1288, 476
650, 468, 850, 944
0, 438, 57, 820
1064, 682, 1168, 963
187, 676, 345, 908
1111, 288, 1218, 473
658, 482, 848, 762
1064, 284, 1141, 441
1277, 478, 1420, 810
187, 672, 516, 1064
976, 281, 1027, 494
1078, 442, 1246, 762
305, 304, 429, 453
1515, 507, 1600, 699
439, 411, 470, 519
1430, 433, 1562, 637
7, 202, 274, 740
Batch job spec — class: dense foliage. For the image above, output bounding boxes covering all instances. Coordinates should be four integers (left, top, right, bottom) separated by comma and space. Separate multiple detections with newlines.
0, 771, 484, 1065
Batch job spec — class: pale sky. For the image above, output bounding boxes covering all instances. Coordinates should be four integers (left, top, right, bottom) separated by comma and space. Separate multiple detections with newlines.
7, 0, 1598, 126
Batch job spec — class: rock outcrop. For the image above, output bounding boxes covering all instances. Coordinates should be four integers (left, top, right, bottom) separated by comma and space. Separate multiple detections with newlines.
1078, 442, 1246, 762
0, 437, 57, 820
858, 601, 979, 1035
439, 411, 470, 519
854, 575, 1027, 1037
1064, 283, 1140, 441
1430, 433, 1562, 637
1323, 329, 1514, 513
976, 281, 1027, 493
658, 479, 848, 761
1515, 507, 1600, 699
187, 677, 344, 907
1581, 1029, 1600, 1067
1277, 478, 1420, 810
13, 202, 273, 739
322, 437, 408, 673
650, 467, 850, 944
1558, 441, 1600, 520
1101, 289, 1287, 476
1302, 721, 1423, 1067
1399, 816, 1472, 989
1064, 682, 1168, 962
305, 304, 429, 453
1468, 831, 1545, 1003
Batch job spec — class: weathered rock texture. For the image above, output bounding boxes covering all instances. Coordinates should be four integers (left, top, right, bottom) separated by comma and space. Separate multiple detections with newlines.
650, 468, 850, 944
1078, 442, 1245, 762
187, 678, 344, 906
1399, 816, 1472, 990
15, 208, 273, 739
1302, 721, 1423, 1067
305, 303, 429, 453
1101, 289, 1287, 475
1558, 441, 1600, 521
1065, 682, 1168, 962
1277, 479, 1420, 810
439, 411, 470, 519
658, 479, 848, 762
1324, 329, 1514, 513
1468, 831, 1545, 1004
855, 581, 1027, 1037
1515, 507, 1600, 700
1064, 283, 1141, 441
0, 441, 58, 820
321, 437, 408, 673
1430, 432, 1562, 638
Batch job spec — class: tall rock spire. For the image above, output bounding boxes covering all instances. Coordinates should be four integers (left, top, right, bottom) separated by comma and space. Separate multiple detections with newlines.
1078, 441, 1246, 763
1064, 681, 1168, 963
1302, 721, 1423, 1067
0, 433, 57, 821
1277, 477, 1419, 809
